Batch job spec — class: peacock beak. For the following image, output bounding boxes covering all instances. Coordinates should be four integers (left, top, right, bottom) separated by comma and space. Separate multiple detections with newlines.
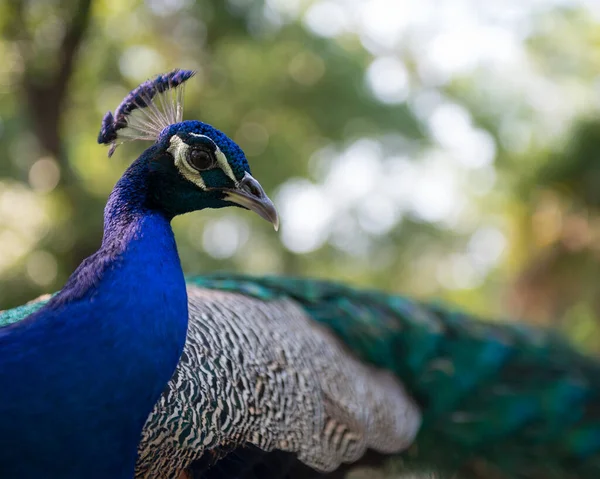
220, 172, 280, 231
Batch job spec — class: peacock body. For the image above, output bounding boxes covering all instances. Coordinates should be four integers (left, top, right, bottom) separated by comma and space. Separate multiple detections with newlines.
0, 70, 278, 478
4, 275, 599, 479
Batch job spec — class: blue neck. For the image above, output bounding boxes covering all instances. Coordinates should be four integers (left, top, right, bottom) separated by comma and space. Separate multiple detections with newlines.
54, 157, 171, 305
0, 157, 189, 479
102, 158, 158, 244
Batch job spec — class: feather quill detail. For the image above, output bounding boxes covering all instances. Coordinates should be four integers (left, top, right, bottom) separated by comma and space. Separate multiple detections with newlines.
98, 69, 195, 157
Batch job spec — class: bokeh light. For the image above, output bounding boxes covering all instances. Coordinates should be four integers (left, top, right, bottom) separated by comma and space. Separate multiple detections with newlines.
1, 0, 600, 351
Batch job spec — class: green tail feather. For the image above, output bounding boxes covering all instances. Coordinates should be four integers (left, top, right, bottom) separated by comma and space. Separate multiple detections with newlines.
3, 275, 599, 478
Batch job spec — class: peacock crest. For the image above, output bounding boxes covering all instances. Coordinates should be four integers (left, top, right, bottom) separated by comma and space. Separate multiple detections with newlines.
98, 69, 196, 157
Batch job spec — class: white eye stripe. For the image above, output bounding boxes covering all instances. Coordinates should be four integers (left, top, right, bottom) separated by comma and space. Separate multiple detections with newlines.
215, 149, 237, 185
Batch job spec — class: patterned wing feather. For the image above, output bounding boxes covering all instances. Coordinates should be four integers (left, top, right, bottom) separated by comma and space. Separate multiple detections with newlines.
135, 287, 420, 478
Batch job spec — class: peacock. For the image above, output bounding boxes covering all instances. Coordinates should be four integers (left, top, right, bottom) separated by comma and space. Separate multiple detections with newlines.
2, 70, 600, 479
0, 69, 278, 479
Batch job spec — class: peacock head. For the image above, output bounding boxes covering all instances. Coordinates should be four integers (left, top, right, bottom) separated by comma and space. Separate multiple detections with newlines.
97, 69, 279, 229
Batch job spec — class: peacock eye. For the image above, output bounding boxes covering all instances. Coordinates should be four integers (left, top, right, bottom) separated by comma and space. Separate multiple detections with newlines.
188, 148, 216, 171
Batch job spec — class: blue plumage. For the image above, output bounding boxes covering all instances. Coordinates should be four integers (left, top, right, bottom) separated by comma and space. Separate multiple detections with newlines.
0, 158, 189, 478
0, 70, 278, 479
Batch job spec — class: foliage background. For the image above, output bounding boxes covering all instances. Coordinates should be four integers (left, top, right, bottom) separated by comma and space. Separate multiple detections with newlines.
1, 0, 600, 358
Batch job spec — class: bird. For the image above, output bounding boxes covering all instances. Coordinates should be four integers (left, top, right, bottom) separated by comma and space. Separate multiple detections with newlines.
0, 69, 278, 479
2, 70, 599, 479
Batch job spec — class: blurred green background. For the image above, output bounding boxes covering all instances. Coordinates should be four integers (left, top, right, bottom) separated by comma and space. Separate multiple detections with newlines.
1, 0, 600, 354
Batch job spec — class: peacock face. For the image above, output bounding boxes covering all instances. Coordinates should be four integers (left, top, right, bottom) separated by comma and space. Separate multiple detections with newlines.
148, 120, 278, 228
97, 69, 278, 228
